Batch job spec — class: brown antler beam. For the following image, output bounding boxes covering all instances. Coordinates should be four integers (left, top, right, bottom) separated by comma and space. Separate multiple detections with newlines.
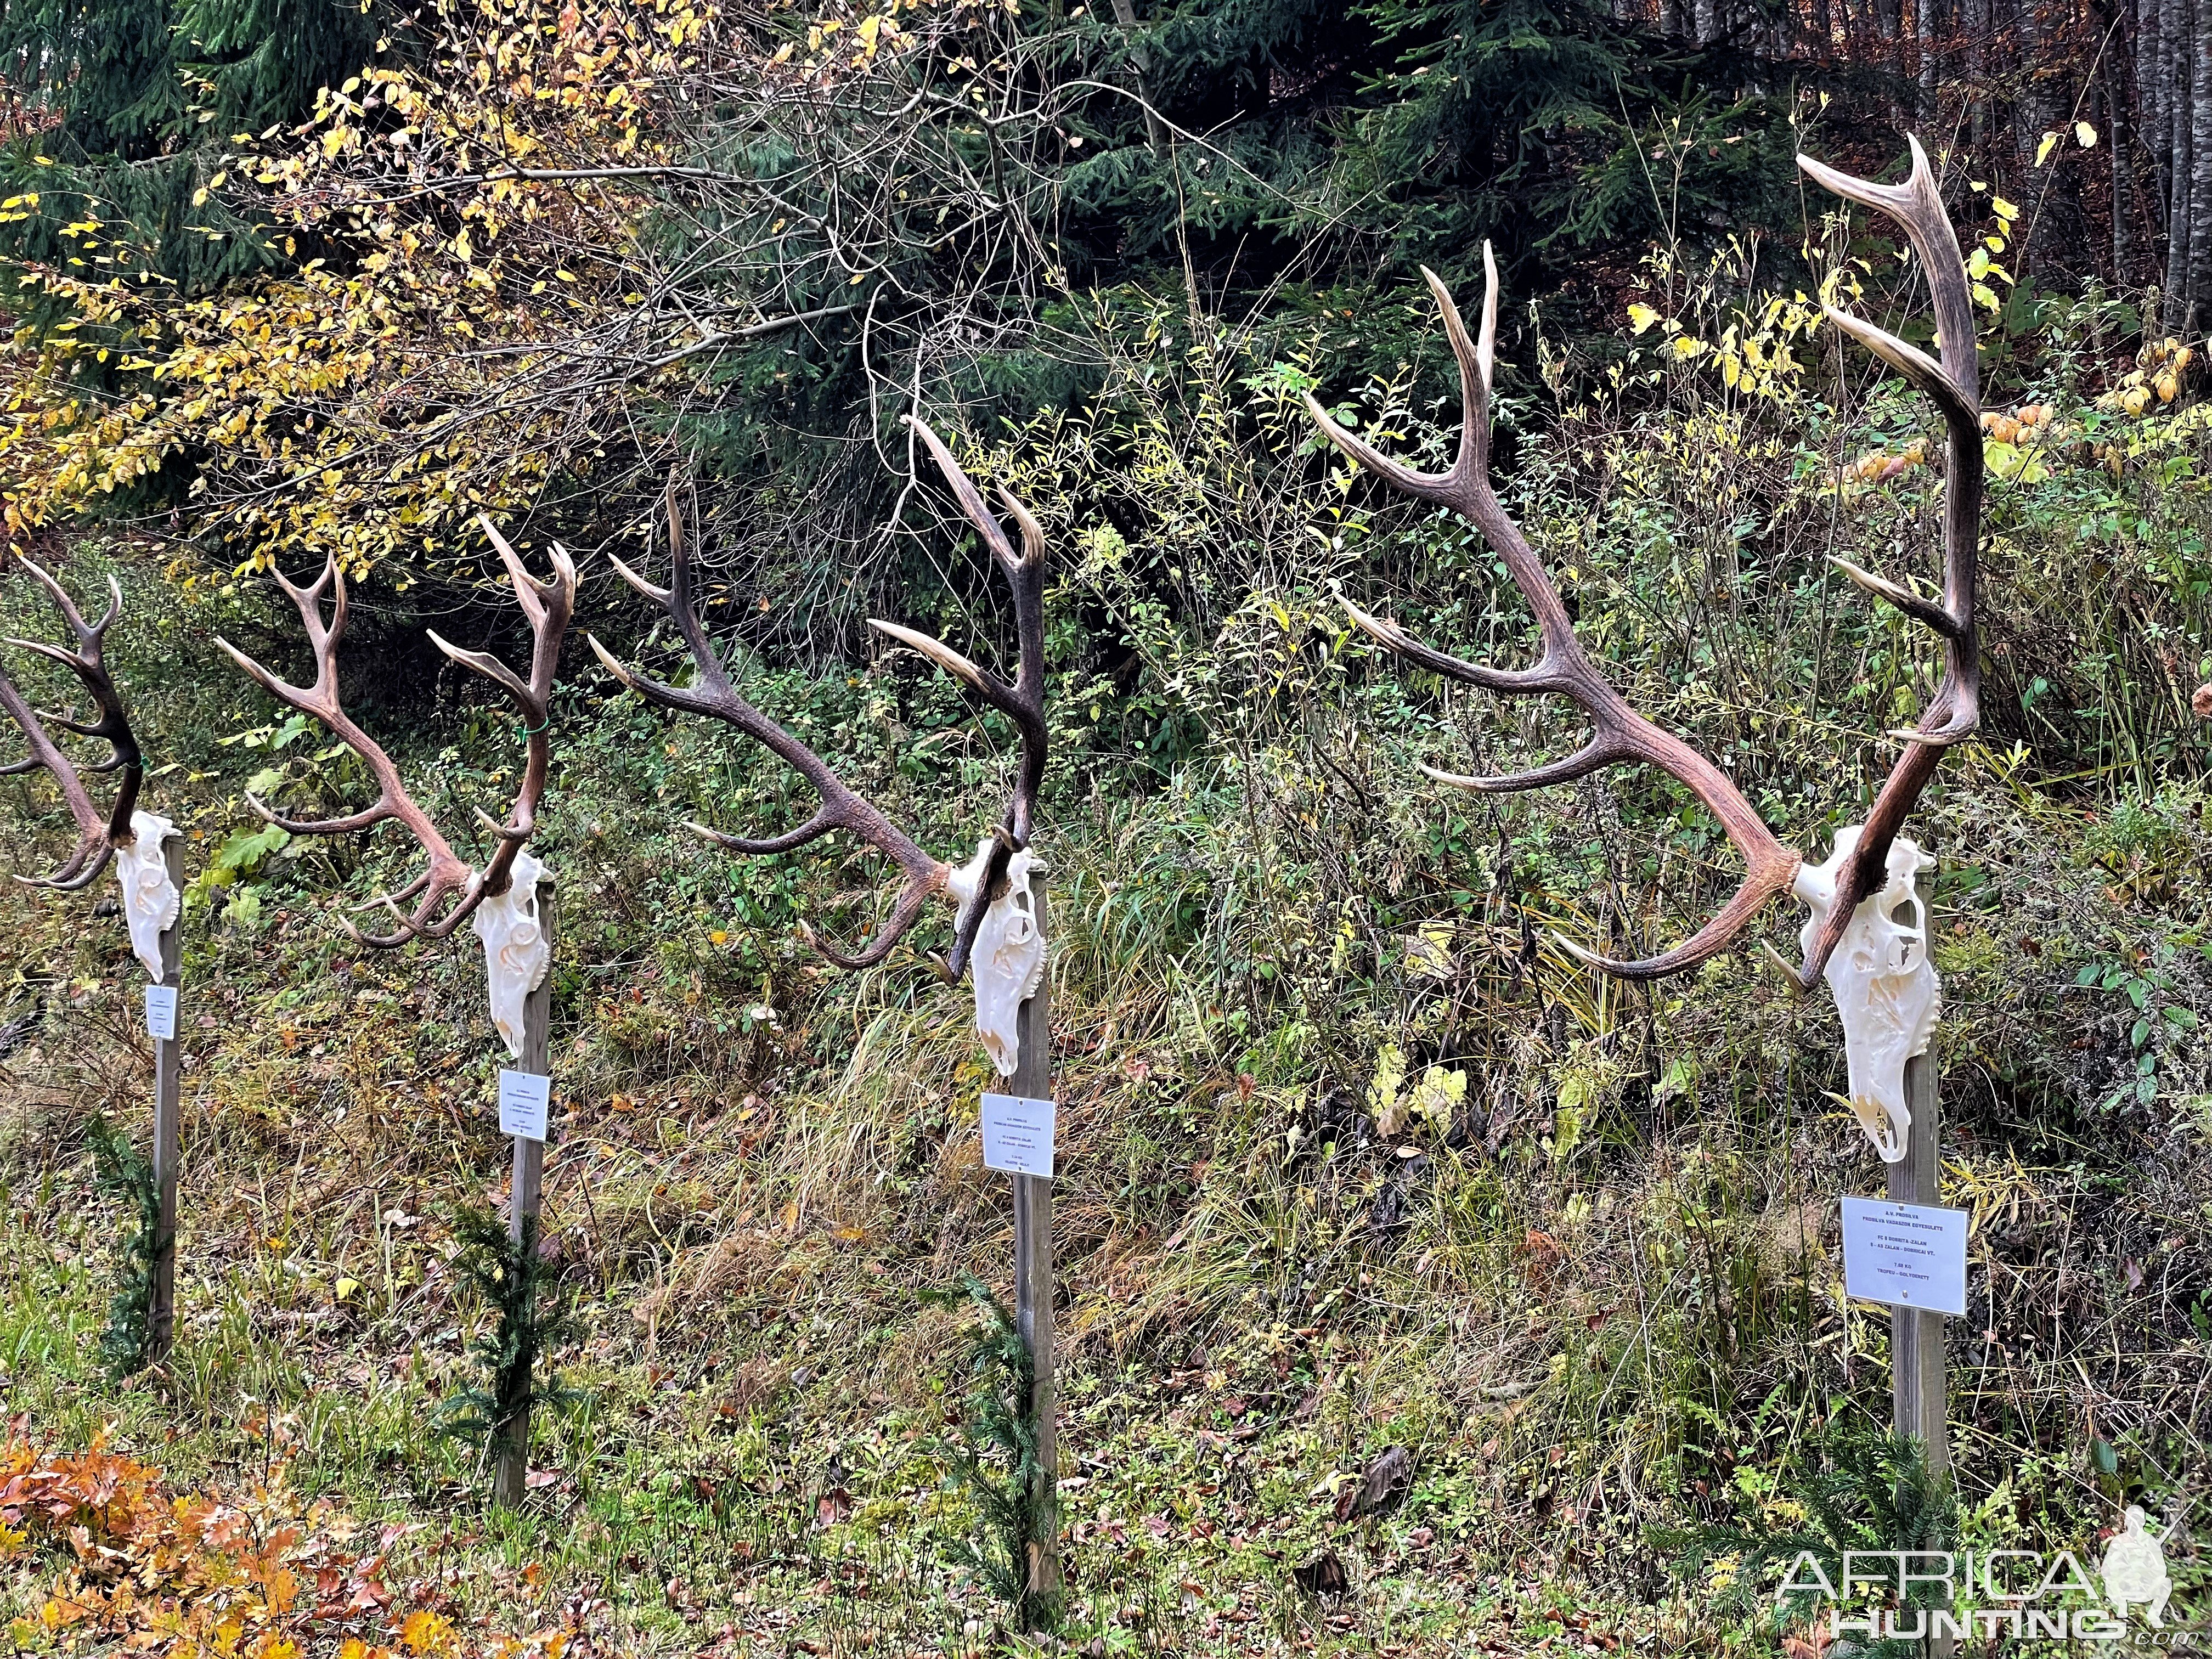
588, 481, 951, 971
1793, 134, 1982, 985
590, 421, 1051, 981
1307, 138, 1982, 989
1306, 245, 1803, 979
0, 556, 145, 890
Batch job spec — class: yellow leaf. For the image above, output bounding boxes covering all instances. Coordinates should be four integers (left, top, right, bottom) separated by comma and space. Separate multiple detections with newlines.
334, 1276, 360, 1300
1626, 302, 1660, 335
2034, 131, 2058, 166
2076, 120, 2097, 148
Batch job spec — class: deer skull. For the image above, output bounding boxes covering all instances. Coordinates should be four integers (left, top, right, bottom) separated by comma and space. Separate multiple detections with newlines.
471, 849, 551, 1058
113, 811, 180, 981
949, 836, 1047, 1077
1794, 826, 1939, 1162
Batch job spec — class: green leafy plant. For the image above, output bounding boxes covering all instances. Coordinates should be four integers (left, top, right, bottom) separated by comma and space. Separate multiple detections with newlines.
436, 1204, 580, 1463
1649, 1423, 1958, 1653
923, 1274, 1059, 1632
85, 1113, 163, 1380
2074, 943, 2198, 1110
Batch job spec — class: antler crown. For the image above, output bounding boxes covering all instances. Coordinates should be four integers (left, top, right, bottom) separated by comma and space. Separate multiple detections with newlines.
0, 554, 146, 890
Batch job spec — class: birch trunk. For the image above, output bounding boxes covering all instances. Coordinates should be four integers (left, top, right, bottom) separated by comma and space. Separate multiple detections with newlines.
2162, 0, 2192, 327
2191, 0, 2212, 326
2107, 49, 2134, 278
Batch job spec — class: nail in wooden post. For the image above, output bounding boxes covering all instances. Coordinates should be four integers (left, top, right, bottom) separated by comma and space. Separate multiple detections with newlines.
147, 836, 185, 1368
1006, 882, 1058, 1624
493, 877, 555, 1509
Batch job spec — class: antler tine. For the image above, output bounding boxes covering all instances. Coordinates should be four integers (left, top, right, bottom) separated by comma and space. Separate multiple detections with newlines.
429, 523, 575, 911
1310, 247, 1804, 977
901, 417, 1050, 844
0, 557, 144, 887
1339, 589, 1549, 694
1302, 250, 1499, 507
800, 862, 946, 970
593, 480, 950, 969
0, 661, 115, 885
683, 811, 841, 856
1794, 135, 1983, 987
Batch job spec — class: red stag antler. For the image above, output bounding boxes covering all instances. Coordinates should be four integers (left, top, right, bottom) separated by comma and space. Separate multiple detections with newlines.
0, 555, 146, 889
1306, 136, 1979, 986
215, 526, 575, 945
589, 416, 1048, 979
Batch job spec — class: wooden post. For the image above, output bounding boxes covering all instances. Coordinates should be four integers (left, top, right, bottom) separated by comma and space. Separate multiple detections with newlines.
146, 837, 185, 1368
1887, 1049, 1948, 1471
493, 879, 555, 1509
1889, 1047, 1951, 1659
1007, 883, 1058, 1624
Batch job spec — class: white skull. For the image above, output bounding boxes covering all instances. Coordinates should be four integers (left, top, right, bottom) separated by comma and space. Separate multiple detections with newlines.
1794, 826, 1939, 1163
948, 836, 1047, 1077
112, 810, 181, 981
471, 849, 551, 1058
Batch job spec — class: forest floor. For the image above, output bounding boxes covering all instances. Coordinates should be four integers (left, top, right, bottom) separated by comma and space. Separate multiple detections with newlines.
0, 921, 1709, 1658
5, 756, 2205, 1655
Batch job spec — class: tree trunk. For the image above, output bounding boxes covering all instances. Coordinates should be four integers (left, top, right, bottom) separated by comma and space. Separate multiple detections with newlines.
2135, 0, 2166, 262
1968, 0, 1989, 153
1918, 0, 1942, 115
2107, 47, 2135, 280
2191, 0, 2212, 326
2168, 0, 2196, 327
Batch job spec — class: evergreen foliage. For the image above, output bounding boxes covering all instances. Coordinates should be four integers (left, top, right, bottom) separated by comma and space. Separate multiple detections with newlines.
84, 1112, 161, 1381
925, 1274, 1059, 1632
1649, 1423, 1960, 1651
0, 0, 376, 292
436, 1206, 580, 1462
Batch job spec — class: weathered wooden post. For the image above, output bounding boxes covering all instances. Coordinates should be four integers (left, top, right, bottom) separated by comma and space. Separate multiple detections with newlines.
592, 428, 1060, 1619
1304, 138, 1984, 1631
493, 879, 556, 1506
1006, 885, 1058, 1606
1890, 1052, 1948, 1476
147, 836, 186, 1365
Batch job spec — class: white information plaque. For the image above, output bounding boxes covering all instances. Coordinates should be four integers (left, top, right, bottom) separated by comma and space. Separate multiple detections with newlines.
1842, 1196, 1968, 1316
144, 984, 178, 1042
980, 1092, 1056, 1179
499, 1069, 552, 1142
